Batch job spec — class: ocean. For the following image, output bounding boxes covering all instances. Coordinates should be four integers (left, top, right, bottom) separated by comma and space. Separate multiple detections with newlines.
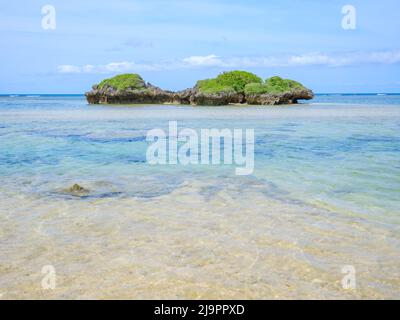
0, 94, 399, 299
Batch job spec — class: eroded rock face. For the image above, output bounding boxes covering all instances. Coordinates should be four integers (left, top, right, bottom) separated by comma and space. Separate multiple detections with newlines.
179, 90, 244, 106
86, 85, 237, 106
85, 76, 314, 106
246, 89, 314, 105
86, 84, 176, 105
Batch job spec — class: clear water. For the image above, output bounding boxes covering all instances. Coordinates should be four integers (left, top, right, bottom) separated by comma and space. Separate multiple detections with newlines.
0, 95, 399, 299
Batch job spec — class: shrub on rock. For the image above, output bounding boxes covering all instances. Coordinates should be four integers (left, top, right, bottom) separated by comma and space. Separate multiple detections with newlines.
197, 71, 262, 94
245, 76, 308, 95
98, 74, 147, 91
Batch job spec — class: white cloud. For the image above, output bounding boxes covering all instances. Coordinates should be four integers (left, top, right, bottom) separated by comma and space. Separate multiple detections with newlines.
201, 51, 400, 68
57, 61, 161, 74
58, 65, 81, 73
57, 50, 400, 74
284, 51, 400, 67
182, 54, 222, 67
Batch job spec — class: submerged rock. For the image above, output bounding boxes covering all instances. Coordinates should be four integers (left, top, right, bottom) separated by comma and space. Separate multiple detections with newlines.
66, 184, 89, 195
85, 72, 314, 106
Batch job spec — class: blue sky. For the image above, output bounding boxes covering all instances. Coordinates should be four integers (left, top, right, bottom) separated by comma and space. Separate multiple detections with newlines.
0, 0, 399, 93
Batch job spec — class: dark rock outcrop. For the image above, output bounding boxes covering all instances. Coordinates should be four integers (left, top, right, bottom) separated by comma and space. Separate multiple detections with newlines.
173, 88, 245, 106
65, 184, 89, 195
246, 88, 314, 105
86, 83, 175, 105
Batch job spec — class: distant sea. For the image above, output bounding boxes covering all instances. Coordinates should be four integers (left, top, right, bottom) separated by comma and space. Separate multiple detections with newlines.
0, 94, 399, 299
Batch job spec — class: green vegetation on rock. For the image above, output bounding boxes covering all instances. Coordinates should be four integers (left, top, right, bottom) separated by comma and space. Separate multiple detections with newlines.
215, 71, 262, 93
244, 76, 307, 95
97, 74, 146, 91
196, 72, 306, 96
244, 83, 269, 95
197, 71, 262, 94
196, 79, 236, 94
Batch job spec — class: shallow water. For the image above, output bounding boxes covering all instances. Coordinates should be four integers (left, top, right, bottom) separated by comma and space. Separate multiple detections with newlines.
0, 95, 399, 299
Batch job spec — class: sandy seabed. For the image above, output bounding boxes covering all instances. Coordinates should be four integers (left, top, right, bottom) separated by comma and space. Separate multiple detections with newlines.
1, 178, 399, 300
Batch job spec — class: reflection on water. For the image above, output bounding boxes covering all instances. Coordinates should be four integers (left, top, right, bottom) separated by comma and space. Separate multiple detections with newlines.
0, 95, 399, 299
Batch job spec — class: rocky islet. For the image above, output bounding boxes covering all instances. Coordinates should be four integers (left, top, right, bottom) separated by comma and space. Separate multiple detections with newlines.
85, 71, 314, 106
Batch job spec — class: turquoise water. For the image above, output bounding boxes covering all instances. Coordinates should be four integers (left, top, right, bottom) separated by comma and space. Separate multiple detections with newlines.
0, 94, 399, 299
1, 95, 399, 221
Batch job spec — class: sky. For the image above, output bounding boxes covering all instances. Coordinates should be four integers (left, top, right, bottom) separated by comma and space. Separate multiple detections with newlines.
0, 0, 399, 93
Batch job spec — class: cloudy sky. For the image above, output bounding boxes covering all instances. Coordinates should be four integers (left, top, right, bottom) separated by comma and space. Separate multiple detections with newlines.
1, 0, 399, 93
